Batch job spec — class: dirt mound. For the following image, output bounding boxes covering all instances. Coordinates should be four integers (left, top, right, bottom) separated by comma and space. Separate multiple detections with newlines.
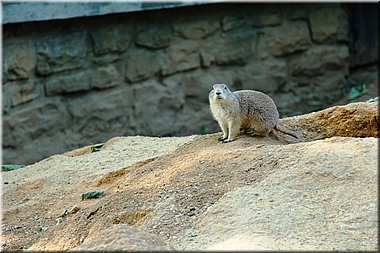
1, 101, 378, 251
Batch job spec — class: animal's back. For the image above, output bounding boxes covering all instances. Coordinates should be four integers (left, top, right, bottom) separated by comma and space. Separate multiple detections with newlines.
234, 90, 279, 130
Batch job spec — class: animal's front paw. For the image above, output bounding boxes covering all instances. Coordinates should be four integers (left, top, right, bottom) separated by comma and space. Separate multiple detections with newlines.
218, 136, 227, 142
222, 139, 233, 143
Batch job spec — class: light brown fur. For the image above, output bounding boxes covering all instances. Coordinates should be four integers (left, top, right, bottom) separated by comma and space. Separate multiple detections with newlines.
209, 83, 298, 142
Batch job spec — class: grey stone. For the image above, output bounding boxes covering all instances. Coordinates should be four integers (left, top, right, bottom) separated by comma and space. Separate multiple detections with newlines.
4, 43, 35, 80
7, 80, 39, 107
132, 79, 184, 136
3, 130, 74, 165
289, 45, 349, 76
214, 31, 255, 66
161, 41, 200, 76
221, 15, 246, 32
125, 53, 161, 82
67, 88, 131, 123
93, 54, 121, 65
252, 13, 283, 27
259, 20, 311, 57
178, 70, 215, 103
44, 71, 90, 96
309, 8, 349, 43
2, 85, 11, 114
312, 70, 347, 93
91, 65, 120, 89
136, 26, 171, 49
2, 99, 69, 148
173, 19, 219, 39
67, 88, 133, 140
238, 57, 287, 93
36, 32, 87, 75
199, 48, 215, 67
91, 27, 131, 55
287, 8, 309, 21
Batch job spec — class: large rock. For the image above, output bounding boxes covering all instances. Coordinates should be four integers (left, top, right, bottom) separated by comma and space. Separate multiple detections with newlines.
3, 42, 35, 80
90, 64, 121, 89
289, 45, 349, 76
72, 224, 174, 251
135, 26, 171, 49
90, 27, 131, 56
44, 71, 91, 96
67, 88, 133, 139
239, 57, 288, 93
214, 29, 255, 66
2, 85, 11, 114
221, 15, 247, 32
125, 53, 161, 82
251, 13, 282, 27
177, 70, 216, 103
36, 32, 87, 75
309, 8, 349, 43
132, 79, 185, 136
6, 80, 39, 107
260, 20, 311, 57
44, 64, 121, 95
2, 99, 69, 150
161, 41, 200, 76
173, 18, 219, 40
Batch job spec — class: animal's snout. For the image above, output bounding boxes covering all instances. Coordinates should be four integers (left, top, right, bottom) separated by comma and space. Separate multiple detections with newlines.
215, 91, 221, 96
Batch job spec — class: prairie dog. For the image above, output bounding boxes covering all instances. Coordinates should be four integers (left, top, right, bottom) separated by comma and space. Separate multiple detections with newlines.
209, 83, 298, 142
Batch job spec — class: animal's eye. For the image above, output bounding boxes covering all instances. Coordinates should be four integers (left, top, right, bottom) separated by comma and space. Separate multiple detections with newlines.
224, 85, 227, 90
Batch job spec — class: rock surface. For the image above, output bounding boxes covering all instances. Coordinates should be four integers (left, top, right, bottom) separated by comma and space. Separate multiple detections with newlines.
1, 101, 378, 251
3, 3, 378, 165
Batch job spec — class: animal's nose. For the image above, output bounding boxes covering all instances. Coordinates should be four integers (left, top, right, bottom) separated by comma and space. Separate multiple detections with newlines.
216, 91, 221, 95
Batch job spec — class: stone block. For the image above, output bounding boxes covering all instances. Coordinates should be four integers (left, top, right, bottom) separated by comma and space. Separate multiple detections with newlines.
252, 13, 282, 27
312, 70, 347, 93
289, 45, 349, 76
67, 88, 131, 124
93, 54, 121, 65
2, 99, 69, 148
2, 85, 11, 114
173, 19, 219, 39
176, 70, 215, 103
7, 81, 39, 107
260, 20, 311, 57
44, 71, 91, 96
132, 79, 184, 136
91, 65, 120, 89
221, 15, 246, 32
91, 27, 131, 56
66, 88, 133, 140
135, 26, 171, 49
161, 42, 200, 76
37, 32, 87, 75
239, 58, 288, 93
3, 43, 35, 80
199, 48, 215, 67
125, 53, 161, 82
214, 31, 255, 66
309, 8, 349, 43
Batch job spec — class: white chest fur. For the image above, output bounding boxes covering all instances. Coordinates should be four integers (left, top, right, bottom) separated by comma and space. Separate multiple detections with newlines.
210, 102, 234, 122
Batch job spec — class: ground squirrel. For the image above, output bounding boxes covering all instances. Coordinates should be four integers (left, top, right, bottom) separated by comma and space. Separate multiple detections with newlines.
209, 83, 298, 143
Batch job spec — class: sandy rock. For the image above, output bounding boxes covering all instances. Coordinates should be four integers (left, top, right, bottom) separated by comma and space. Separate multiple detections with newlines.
71, 224, 174, 251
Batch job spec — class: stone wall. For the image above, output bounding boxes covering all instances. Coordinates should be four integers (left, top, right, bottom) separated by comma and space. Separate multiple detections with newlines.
2, 3, 378, 164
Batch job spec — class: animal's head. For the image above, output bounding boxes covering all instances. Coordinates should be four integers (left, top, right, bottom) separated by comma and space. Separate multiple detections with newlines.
209, 84, 232, 101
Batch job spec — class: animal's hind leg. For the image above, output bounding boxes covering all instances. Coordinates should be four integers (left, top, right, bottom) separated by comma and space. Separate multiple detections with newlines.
248, 125, 271, 137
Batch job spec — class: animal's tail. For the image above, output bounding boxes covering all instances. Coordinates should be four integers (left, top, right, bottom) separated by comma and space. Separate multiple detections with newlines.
274, 124, 299, 139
